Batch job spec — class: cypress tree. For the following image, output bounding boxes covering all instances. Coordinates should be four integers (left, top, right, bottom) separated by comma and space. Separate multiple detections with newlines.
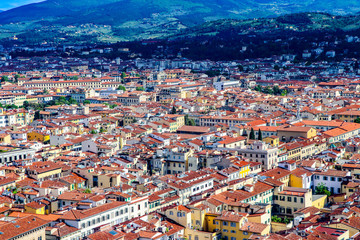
258, 129, 262, 140
249, 128, 255, 140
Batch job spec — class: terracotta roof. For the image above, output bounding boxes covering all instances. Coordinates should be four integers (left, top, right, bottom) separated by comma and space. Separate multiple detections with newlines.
0, 216, 49, 240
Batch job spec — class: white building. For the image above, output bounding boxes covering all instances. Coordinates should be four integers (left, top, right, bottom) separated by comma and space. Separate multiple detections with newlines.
313, 170, 350, 194
238, 141, 279, 170
0, 148, 36, 164
213, 80, 240, 91
60, 201, 129, 238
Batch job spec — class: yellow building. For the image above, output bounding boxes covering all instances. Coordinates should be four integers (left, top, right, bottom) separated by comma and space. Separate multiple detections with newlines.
27, 131, 50, 143
289, 168, 313, 189
165, 114, 185, 128
328, 222, 360, 239
263, 135, 279, 147
190, 203, 209, 230
186, 229, 218, 240
196, 97, 208, 104
164, 205, 192, 228
342, 182, 360, 197
273, 187, 313, 216
24, 202, 46, 215
312, 195, 327, 209
27, 162, 62, 181
206, 211, 270, 240
233, 160, 251, 178
285, 142, 303, 161
160, 118, 178, 132
13, 93, 27, 107
277, 126, 317, 142
25, 96, 39, 104
0, 134, 11, 144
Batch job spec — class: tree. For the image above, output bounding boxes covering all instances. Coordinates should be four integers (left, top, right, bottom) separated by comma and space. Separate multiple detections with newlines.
5, 104, 18, 109
274, 65, 280, 71
43, 89, 49, 94
273, 86, 281, 95
263, 86, 274, 95
254, 85, 262, 92
249, 128, 255, 140
68, 98, 77, 105
58, 96, 67, 104
188, 119, 195, 126
23, 101, 30, 110
238, 65, 244, 71
136, 87, 145, 91
283, 216, 291, 224
1, 76, 9, 82
271, 215, 282, 223
281, 89, 288, 96
90, 129, 97, 134
110, 104, 117, 109
34, 111, 41, 120
83, 188, 92, 193
258, 129, 262, 141
83, 100, 91, 105
355, 117, 360, 124
170, 106, 177, 114
117, 85, 126, 91
14, 74, 20, 83
185, 115, 195, 126
315, 183, 331, 197
121, 72, 127, 79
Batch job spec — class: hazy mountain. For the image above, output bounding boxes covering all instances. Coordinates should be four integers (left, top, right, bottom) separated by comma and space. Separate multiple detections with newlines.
0, 0, 360, 43
1, 0, 360, 25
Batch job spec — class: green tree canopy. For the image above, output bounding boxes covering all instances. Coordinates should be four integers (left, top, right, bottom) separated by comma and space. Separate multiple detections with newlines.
315, 183, 331, 196
1, 76, 9, 82
117, 85, 126, 91
23, 101, 30, 109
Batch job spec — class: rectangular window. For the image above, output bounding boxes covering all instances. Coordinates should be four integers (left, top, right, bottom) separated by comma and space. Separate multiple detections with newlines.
230, 222, 236, 227
223, 221, 228, 226
287, 197, 291, 202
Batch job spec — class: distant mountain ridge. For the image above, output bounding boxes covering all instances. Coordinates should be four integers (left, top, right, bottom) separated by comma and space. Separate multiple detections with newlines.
1, 0, 360, 43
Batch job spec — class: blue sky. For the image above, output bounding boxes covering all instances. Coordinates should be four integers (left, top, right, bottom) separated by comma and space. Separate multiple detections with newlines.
0, 0, 44, 11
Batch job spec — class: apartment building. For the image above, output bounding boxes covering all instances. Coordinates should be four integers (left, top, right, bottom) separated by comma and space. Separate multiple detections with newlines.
238, 141, 279, 170
60, 201, 129, 238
